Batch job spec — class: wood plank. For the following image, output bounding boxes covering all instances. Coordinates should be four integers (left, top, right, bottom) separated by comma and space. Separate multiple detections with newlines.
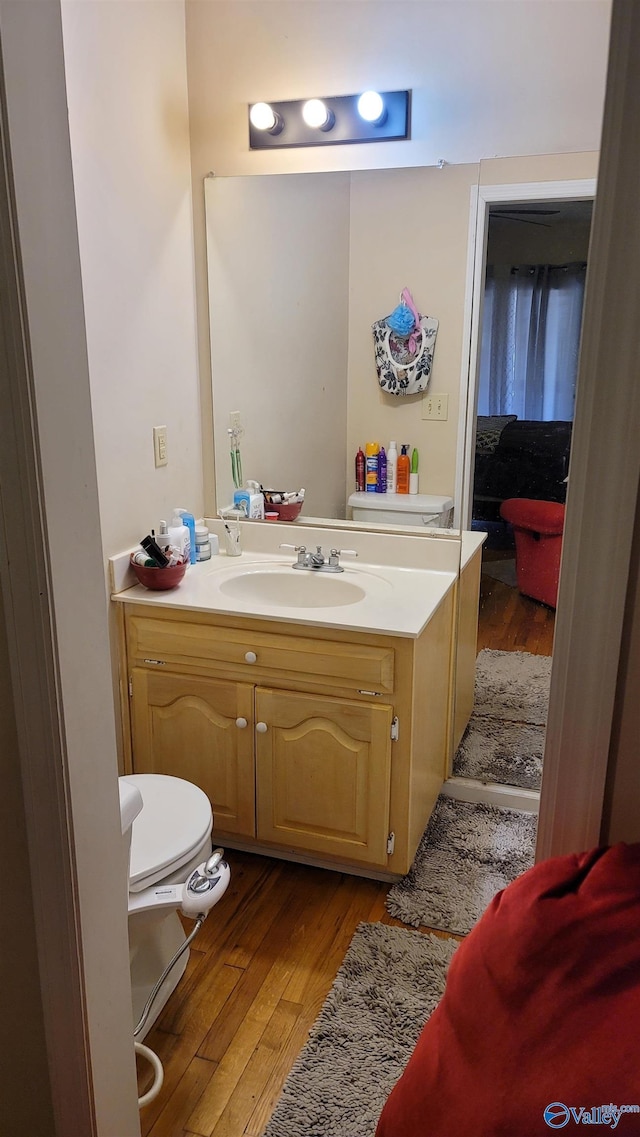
148, 1057, 217, 1137
208, 998, 303, 1137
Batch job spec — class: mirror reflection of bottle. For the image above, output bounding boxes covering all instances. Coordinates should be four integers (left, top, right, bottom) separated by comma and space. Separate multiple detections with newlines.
396, 445, 410, 494
376, 446, 387, 493
387, 441, 398, 493
365, 442, 379, 492
355, 447, 365, 491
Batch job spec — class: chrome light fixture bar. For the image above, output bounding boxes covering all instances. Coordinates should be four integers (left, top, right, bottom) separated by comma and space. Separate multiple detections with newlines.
248, 90, 411, 150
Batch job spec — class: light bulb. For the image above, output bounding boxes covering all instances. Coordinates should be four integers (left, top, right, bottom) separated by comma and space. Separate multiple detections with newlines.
357, 91, 386, 125
302, 99, 334, 131
250, 102, 277, 131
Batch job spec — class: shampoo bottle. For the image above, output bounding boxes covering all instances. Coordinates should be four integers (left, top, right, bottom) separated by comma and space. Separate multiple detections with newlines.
396, 445, 410, 494
387, 441, 398, 494
168, 510, 190, 562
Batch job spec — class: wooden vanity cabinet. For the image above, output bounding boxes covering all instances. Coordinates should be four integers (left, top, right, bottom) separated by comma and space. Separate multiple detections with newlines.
129, 668, 256, 837
120, 591, 454, 878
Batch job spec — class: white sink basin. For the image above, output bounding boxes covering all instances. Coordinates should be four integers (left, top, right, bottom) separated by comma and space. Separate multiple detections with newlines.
219, 568, 366, 609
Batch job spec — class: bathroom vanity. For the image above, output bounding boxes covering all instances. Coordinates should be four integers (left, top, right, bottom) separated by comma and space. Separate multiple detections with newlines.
113, 527, 483, 879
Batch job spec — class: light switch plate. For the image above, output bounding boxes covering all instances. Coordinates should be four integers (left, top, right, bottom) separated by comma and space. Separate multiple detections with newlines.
422, 392, 449, 420
153, 425, 168, 467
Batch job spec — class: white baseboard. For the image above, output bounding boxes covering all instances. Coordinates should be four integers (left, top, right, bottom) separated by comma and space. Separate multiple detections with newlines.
442, 776, 540, 814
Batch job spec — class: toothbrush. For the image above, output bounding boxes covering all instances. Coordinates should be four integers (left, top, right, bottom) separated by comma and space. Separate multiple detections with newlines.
228, 427, 243, 489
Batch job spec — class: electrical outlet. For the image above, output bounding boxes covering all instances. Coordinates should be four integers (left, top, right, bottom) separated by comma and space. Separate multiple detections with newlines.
229, 411, 242, 432
153, 425, 168, 467
422, 392, 449, 420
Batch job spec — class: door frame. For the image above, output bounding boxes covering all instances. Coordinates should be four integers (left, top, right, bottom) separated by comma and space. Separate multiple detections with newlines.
455, 177, 597, 530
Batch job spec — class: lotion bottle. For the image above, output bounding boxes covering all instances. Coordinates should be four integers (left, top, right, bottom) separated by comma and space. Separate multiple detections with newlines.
396, 445, 410, 494
387, 441, 398, 494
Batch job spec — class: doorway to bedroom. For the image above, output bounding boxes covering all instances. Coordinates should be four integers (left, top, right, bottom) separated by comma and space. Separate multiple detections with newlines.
453, 189, 594, 805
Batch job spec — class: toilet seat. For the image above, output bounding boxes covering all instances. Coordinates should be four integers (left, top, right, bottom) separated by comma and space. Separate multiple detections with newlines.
122, 773, 213, 893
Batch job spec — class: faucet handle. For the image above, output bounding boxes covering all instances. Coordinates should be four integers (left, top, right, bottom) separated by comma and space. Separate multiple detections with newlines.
330, 548, 358, 558
279, 543, 306, 553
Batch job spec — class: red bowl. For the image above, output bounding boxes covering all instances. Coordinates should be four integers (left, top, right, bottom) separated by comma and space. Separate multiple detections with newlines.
266, 501, 303, 522
131, 560, 187, 590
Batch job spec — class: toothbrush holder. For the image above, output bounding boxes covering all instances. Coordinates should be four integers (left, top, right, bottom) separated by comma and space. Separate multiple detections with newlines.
220, 512, 242, 556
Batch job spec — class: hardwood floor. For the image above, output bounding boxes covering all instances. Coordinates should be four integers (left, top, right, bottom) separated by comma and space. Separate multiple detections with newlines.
477, 555, 555, 656
137, 560, 554, 1134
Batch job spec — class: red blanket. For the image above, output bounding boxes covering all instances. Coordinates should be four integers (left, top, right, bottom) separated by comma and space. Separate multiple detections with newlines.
376, 844, 640, 1136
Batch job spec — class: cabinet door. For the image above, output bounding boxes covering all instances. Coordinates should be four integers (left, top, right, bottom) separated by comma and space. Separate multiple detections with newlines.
255, 687, 393, 866
130, 668, 255, 837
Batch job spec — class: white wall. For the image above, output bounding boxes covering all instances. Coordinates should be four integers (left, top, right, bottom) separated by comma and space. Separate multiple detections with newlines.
61, 0, 202, 557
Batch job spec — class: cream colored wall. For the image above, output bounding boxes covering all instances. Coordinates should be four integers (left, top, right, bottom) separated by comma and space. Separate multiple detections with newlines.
347, 163, 479, 501
186, 2, 609, 515
206, 173, 350, 518
186, 0, 609, 176
61, 0, 202, 557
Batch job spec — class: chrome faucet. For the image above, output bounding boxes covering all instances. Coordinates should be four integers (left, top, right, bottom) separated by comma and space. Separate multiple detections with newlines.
279, 544, 358, 573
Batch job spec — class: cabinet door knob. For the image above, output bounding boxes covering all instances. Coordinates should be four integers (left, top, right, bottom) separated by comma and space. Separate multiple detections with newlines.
244, 651, 257, 664
235, 717, 248, 729
256, 721, 268, 733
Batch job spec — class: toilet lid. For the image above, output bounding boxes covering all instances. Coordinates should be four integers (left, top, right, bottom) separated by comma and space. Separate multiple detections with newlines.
123, 774, 213, 892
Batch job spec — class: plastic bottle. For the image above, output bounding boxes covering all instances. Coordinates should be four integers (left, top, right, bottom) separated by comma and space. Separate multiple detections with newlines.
376, 446, 387, 493
365, 442, 379, 493
168, 510, 190, 562
396, 445, 410, 494
177, 509, 197, 564
156, 519, 171, 553
355, 447, 365, 492
387, 441, 398, 494
410, 448, 419, 495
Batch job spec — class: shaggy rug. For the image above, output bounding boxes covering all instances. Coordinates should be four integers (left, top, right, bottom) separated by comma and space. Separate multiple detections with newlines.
386, 795, 537, 935
452, 714, 545, 791
473, 648, 552, 725
262, 922, 457, 1137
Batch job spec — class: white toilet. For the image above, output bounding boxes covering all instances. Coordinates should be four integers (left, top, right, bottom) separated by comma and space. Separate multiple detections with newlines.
347, 490, 454, 528
119, 773, 222, 1039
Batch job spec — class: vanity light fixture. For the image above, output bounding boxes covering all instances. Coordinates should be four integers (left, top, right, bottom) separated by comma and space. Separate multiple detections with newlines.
248, 90, 410, 150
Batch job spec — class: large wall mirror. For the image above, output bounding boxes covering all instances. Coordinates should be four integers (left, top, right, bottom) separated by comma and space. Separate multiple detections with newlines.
204, 162, 483, 536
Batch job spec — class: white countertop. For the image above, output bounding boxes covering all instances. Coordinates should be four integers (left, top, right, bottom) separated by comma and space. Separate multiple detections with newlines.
112, 550, 458, 639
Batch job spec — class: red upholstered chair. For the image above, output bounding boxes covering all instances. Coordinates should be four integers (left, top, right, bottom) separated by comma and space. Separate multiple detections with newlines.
500, 497, 565, 608
376, 843, 640, 1137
